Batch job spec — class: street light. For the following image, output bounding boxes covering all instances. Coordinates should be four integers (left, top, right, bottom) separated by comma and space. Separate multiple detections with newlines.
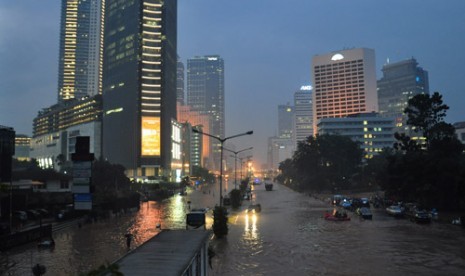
223, 147, 253, 190
192, 128, 253, 207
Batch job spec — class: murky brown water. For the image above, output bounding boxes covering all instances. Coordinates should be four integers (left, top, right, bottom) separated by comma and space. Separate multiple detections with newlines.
1, 181, 464, 275
210, 183, 465, 276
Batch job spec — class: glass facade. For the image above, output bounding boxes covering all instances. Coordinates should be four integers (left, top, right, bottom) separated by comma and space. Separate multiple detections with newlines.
57, 0, 104, 102
186, 55, 224, 171
377, 58, 429, 135
102, 0, 177, 178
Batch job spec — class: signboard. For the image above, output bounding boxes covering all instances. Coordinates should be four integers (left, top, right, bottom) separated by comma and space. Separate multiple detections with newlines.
141, 116, 161, 156
74, 193, 92, 210
72, 185, 90, 193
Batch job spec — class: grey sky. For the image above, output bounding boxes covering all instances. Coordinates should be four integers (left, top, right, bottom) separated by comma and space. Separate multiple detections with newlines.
1, 0, 465, 165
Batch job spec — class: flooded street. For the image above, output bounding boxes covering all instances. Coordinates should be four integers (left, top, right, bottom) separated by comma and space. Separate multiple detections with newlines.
2, 180, 465, 275
210, 183, 465, 276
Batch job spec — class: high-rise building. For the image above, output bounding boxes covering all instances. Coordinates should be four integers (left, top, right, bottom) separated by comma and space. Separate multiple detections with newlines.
317, 113, 395, 159
278, 104, 293, 139
312, 48, 378, 135
102, 0, 177, 179
57, 0, 105, 102
14, 135, 31, 161
177, 103, 211, 168
0, 126, 15, 183
177, 57, 185, 104
186, 55, 225, 171
377, 58, 429, 134
294, 86, 313, 147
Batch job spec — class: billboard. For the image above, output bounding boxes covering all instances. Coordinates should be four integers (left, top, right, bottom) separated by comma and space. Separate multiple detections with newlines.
141, 117, 161, 156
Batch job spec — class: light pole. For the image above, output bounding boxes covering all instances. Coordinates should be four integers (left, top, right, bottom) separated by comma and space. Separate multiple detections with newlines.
223, 147, 253, 190
192, 128, 253, 207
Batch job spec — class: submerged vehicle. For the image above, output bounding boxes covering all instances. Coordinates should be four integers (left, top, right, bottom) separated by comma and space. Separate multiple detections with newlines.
265, 183, 273, 191
356, 207, 373, 220
386, 205, 404, 217
246, 204, 261, 213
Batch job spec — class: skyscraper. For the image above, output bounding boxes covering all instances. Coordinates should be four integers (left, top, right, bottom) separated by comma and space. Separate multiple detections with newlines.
278, 104, 294, 139
57, 0, 105, 102
177, 56, 185, 104
102, 0, 177, 179
186, 55, 225, 171
293, 86, 313, 147
377, 58, 429, 134
312, 48, 378, 134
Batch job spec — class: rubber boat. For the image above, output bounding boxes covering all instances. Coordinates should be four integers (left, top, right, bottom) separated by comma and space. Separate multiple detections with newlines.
324, 212, 350, 221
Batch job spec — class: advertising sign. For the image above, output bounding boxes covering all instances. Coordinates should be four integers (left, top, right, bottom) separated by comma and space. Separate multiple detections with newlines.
141, 116, 161, 156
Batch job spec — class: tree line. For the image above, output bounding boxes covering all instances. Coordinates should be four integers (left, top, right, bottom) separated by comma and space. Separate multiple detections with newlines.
276, 92, 465, 211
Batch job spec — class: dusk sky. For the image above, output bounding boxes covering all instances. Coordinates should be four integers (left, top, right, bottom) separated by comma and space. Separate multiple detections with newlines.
1, 0, 465, 165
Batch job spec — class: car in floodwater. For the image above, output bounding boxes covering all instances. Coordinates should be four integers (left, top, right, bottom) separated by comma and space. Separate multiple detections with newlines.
386, 205, 404, 217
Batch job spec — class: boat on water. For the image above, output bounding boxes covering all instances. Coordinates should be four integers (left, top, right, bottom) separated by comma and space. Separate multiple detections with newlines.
324, 212, 350, 221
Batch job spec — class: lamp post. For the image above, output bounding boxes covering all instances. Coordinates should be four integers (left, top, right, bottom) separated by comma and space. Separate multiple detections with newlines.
192, 128, 253, 207
223, 147, 253, 190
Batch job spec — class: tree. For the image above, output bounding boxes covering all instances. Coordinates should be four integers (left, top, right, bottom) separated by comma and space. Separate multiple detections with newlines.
404, 92, 450, 148
91, 158, 132, 204
284, 134, 363, 192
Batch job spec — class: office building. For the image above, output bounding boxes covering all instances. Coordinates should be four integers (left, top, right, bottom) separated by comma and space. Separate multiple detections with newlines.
377, 58, 429, 134
102, 0, 177, 180
294, 86, 313, 147
57, 0, 105, 102
0, 126, 15, 183
177, 103, 211, 168
317, 112, 395, 159
177, 57, 185, 104
454, 122, 465, 144
14, 135, 31, 161
267, 136, 294, 172
30, 96, 103, 169
278, 104, 294, 139
186, 55, 224, 171
312, 48, 378, 135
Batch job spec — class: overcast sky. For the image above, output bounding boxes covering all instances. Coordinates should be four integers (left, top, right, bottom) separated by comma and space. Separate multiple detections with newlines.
1, 0, 465, 165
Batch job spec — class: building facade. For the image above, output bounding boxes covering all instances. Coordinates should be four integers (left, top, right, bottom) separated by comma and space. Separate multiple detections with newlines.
177, 103, 211, 169
0, 126, 15, 183
57, 0, 105, 102
30, 96, 103, 170
14, 135, 31, 161
267, 136, 294, 173
293, 86, 313, 148
377, 58, 429, 135
312, 48, 378, 135
317, 113, 395, 159
186, 55, 224, 172
278, 104, 294, 139
177, 56, 185, 104
102, 0, 177, 180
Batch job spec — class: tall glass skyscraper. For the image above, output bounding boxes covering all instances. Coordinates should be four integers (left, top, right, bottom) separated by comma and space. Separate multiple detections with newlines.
293, 86, 313, 148
177, 56, 185, 104
102, 0, 177, 179
278, 104, 293, 139
377, 58, 429, 134
57, 0, 105, 102
186, 55, 224, 171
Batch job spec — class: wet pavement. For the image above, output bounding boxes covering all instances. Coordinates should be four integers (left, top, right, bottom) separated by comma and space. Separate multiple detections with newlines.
1, 180, 465, 275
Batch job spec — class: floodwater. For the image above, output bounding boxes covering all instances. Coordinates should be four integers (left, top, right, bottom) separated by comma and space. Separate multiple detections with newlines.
210, 183, 465, 276
1, 180, 465, 275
